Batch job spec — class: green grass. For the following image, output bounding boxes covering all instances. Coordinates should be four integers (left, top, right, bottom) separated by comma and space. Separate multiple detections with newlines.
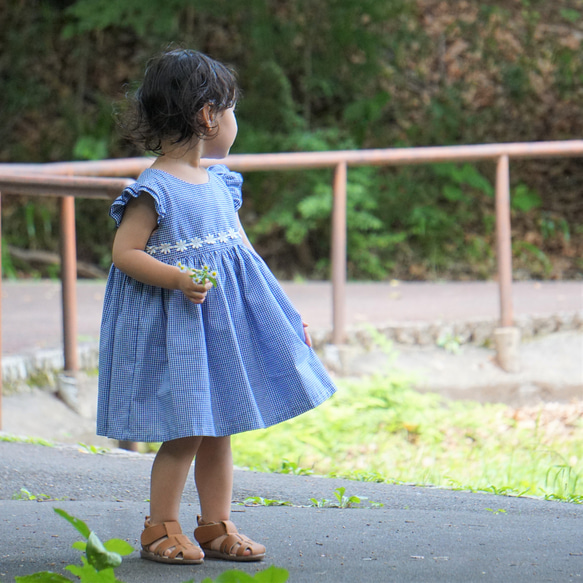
232, 373, 583, 503
0, 433, 54, 447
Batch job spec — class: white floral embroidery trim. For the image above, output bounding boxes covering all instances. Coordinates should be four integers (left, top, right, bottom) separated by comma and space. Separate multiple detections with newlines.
146, 228, 240, 255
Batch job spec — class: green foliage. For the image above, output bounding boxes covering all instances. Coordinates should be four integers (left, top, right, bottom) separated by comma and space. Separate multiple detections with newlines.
73, 137, 109, 162
0, 434, 54, 447
63, 0, 185, 37
1, 238, 18, 279
513, 240, 553, 277
2, 0, 582, 280
559, 8, 581, 23
511, 184, 542, 212
332, 487, 362, 508
15, 509, 132, 583
436, 332, 463, 354
201, 566, 289, 583
276, 459, 313, 476
232, 373, 583, 502
308, 487, 383, 508
15, 573, 72, 583
77, 443, 110, 455
3, 201, 57, 252
485, 508, 507, 515
244, 496, 292, 507
12, 488, 51, 501
54, 508, 92, 538
308, 497, 329, 508
15, 509, 289, 583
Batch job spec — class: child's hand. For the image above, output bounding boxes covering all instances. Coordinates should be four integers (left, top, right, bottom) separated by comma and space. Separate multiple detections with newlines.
178, 271, 213, 304
302, 321, 312, 347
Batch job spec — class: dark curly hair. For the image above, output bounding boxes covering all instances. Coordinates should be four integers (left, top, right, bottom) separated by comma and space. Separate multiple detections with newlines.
119, 49, 239, 154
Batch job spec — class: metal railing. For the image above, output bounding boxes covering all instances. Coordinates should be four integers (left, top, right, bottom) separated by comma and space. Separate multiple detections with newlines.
2, 139, 583, 430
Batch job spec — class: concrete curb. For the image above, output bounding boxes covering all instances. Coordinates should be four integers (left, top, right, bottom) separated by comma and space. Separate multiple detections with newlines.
310, 310, 583, 348
2, 311, 581, 389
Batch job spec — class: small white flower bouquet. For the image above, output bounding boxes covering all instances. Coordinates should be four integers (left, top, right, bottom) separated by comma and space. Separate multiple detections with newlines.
177, 261, 218, 287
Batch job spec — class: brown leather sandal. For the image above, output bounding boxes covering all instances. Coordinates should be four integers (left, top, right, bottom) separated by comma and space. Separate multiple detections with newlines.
141, 518, 204, 564
194, 516, 266, 562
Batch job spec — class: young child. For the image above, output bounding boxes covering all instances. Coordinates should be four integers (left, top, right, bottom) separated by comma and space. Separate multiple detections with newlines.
97, 48, 336, 565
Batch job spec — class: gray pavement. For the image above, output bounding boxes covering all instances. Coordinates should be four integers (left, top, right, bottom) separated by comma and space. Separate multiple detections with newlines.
1, 280, 583, 582
1, 441, 582, 583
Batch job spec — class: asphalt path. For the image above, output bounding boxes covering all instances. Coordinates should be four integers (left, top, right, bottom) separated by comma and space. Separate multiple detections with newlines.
1, 442, 582, 583
1, 281, 582, 582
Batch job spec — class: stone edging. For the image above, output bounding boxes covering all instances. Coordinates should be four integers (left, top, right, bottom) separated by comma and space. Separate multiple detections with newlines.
2, 311, 581, 389
309, 311, 582, 349
2, 343, 99, 391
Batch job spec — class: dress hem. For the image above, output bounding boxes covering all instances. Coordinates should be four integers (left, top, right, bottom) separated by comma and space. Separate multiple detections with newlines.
96, 391, 335, 442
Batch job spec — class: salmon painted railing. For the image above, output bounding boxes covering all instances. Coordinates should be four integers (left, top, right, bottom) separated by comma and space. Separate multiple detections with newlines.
2, 139, 583, 430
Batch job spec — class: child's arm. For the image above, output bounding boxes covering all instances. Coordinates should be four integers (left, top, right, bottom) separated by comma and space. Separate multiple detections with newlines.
112, 193, 212, 304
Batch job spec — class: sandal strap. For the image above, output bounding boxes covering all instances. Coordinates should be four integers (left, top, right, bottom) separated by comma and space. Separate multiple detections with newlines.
195, 520, 264, 557
195, 520, 238, 544
155, 534, 196, 559
219, 533, 263, 556
141, 520, 182, 546
141, 519, 203, 561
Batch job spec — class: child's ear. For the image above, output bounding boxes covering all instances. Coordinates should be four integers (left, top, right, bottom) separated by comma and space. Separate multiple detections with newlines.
199, 103, 216, 129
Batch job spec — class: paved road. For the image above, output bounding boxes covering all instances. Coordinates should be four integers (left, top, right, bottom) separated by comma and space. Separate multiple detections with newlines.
1, 281, 582, 582
2, 279, 581, 354
1, 441, 582, 583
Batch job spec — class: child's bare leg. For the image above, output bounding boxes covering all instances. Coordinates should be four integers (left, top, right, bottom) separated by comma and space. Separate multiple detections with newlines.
194, 436, 233, 522
144, 436, 202, 558
194, 436, 262, 559
149, 436, 202, 524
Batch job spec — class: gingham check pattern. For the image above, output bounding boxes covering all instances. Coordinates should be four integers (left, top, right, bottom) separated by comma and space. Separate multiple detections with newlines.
97, 165, 336, 441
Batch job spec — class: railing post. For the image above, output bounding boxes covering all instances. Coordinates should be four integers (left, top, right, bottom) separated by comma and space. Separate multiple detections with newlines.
331, 162, 347, 344
0, 190, 3, 430
495, 155, 513, 327
494, 155, 520, 372
60, 195, 78, 373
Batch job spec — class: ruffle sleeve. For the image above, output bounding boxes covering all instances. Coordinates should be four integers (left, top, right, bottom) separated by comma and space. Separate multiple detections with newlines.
109, 182, 167, 228
208, 164, 243, 211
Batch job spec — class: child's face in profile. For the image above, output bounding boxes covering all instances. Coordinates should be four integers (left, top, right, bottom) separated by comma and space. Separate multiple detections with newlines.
202, 106, 238, 159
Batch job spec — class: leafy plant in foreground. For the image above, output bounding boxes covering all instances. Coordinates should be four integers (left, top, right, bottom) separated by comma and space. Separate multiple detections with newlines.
15, 508, 133, 583
13, 508, 289, 583
200, 566, 289, 583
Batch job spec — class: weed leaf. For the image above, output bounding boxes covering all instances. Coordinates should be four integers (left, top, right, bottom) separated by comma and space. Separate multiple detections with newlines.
103, 538, 134, 556
15, 573, 72, 583
86, 532, 122, 571
213, 571, 255, 582
67, 558, 121, 582
54, 508, 91, 539
254, 566, 290, 582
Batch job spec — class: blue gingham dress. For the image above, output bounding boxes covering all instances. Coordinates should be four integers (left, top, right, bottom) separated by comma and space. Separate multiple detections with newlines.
97, 165, 336, 442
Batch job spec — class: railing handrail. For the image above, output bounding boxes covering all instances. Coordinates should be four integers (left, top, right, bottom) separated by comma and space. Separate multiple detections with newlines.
0, 174, 134, 199
3, 138, 583, 431
2, 139, 583, 178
